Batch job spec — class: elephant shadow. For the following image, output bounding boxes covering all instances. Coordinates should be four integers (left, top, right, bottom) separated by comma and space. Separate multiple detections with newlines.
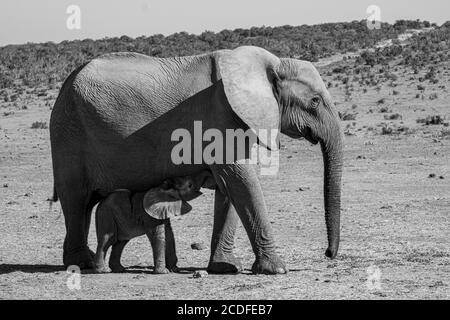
125, 265, 255, 275
125, 265, 205, 275
0, 264, 65, 274
0, 263, 261, 275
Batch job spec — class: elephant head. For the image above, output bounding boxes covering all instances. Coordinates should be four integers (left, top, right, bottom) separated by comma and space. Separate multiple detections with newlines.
219, 46, 343, 259
143, 186, 192, 220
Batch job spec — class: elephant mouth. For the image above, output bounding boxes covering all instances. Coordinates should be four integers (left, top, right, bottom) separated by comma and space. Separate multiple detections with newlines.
304, 128, 319, 145
283, 127, 319, 144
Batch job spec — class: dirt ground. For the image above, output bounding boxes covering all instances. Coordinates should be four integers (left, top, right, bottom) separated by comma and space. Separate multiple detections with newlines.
0, 57, 449, 300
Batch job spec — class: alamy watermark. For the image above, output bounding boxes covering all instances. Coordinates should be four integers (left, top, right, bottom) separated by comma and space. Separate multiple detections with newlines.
171, 121, 280, 175
366, 265, 382, 290
66, 265, 81, 290
366, 5, 381, 30
66, 5, 81, 30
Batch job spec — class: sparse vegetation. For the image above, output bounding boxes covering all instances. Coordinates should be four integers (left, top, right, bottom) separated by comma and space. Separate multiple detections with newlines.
379, 106, 391, 113
339, 111, 357, 121
0, 19, 447, 89
384, 113, 402, 120
30, 121, 48, 129
416, 115, 446, 125
429, 93, 438, 100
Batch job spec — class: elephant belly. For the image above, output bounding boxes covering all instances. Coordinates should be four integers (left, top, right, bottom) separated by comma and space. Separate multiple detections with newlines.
114, 213, 146, 241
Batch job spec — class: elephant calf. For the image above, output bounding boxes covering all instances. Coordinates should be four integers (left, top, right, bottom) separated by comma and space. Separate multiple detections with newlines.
94, 170, 215, 273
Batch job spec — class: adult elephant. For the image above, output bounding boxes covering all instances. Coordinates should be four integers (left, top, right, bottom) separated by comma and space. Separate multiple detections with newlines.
50, 46, 343, 274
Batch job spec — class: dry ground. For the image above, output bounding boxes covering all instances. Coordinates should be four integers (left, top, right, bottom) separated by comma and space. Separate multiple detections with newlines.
0, 57, 449, 300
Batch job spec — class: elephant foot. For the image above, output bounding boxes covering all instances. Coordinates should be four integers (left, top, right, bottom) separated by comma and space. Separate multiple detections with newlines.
93, 265, 111, 273
167, 265, 180, 273
207, 254, 242, 274
153, 267, 170, 274
109, 264, 126, 273
63, 246, 95, 269
251, 254, 287, 275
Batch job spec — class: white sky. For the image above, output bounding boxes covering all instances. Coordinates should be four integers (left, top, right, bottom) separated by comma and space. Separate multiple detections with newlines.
0, 0, 448, 46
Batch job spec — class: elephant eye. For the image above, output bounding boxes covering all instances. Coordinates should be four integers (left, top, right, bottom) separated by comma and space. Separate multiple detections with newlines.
310, 96, 321, 108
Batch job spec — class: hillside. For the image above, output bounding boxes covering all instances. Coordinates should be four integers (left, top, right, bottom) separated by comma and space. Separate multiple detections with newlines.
0, 19, 444, 90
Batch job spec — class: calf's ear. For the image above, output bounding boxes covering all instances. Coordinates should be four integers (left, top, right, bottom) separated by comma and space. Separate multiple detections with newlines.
143, 189, 192, 219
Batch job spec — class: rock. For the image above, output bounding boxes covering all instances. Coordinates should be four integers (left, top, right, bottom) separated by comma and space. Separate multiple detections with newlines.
2, 183, 7, 188
192, 270, 208, 278
439, 176, 444, 179
428, 173, 436, 178
191, 242, 206, 250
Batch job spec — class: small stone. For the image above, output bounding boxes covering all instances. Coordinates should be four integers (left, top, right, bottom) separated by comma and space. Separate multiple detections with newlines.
428, 173, 436, 178
191, 242, 206, 250
192, 270, 208, 278
439, 176, 444, 179
2, 183, 7, 188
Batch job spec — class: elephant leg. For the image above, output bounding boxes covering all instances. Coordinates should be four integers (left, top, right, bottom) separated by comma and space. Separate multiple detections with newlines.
93, 201, 116, 273
109, 240, 129, 273
147, 224, 170, 274
164, 220, 178, 272
59, 189, 95, 269
211, 163, 287, 274
94, 233, 114, 273
53, 146, 95, 270
207, 189, 242, 274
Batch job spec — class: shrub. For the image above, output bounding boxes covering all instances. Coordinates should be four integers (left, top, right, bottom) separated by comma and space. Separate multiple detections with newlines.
429, 93, 438, 100
384, 113, 402, 120
31, 121, 48, 129
338, 111, 357, 121
416, 115, 445, 125
381, 125, 393, 135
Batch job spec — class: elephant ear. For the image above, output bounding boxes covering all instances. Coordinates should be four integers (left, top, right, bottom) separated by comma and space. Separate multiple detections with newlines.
143, 188, 192, 220
218, 46, 281, 150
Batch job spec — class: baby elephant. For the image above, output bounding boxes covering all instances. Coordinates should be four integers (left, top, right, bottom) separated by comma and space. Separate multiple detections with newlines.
94, 170, 215, 274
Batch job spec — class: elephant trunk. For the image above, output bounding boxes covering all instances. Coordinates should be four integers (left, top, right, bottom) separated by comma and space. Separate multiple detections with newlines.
320, 123, 343, 259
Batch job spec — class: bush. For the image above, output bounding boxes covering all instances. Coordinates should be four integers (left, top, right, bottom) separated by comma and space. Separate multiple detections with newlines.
429, 93, 438, 100
384, 113, 402, 120
31, 121, 48, 129
0, 19, 441, 88
416, 115, 445, 125
381, 125, 393, 135
338, 111, 357, 121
